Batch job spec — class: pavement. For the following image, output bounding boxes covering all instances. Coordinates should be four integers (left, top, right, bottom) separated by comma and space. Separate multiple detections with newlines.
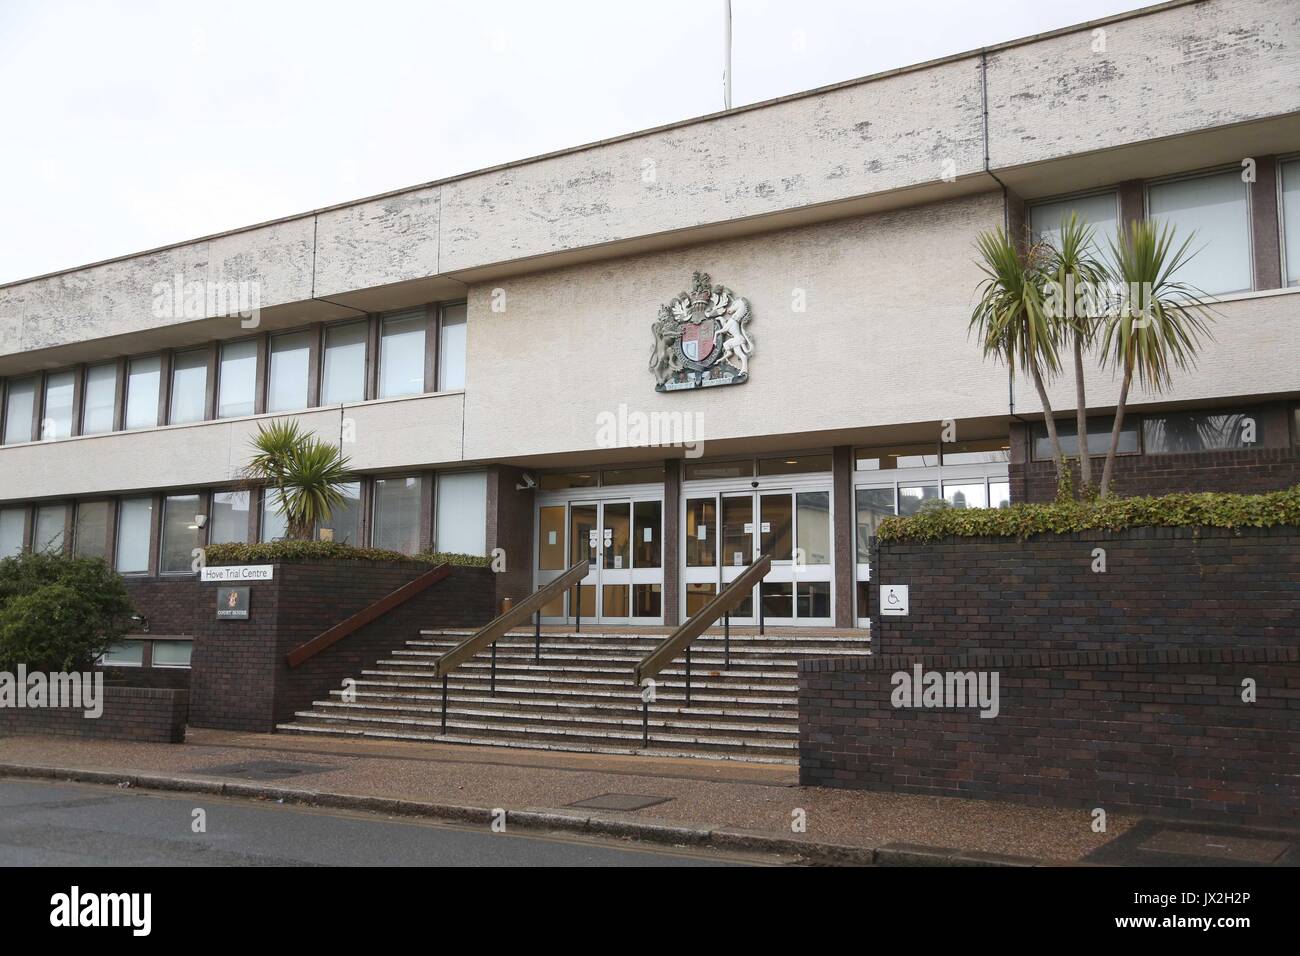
0, 728, 1138, 865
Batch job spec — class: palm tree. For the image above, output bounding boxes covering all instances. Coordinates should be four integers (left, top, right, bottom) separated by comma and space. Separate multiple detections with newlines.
1097, 220, 1215, 498
240, 420, 353, 540
971, 227, 1067, 479
1043, 213, 1109, 495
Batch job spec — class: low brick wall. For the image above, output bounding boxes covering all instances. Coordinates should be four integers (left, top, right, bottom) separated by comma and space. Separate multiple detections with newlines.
0, 686, 188, 743
799, 647, 1300, 826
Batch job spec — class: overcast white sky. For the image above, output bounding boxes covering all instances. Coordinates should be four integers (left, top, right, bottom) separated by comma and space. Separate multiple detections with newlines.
0, 0, 1153, 285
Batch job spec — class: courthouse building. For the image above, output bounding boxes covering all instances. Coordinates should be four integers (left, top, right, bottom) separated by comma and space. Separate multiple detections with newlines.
1, 0, 1298, 654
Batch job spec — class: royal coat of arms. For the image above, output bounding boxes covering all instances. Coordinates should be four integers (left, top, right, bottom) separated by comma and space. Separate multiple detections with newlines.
649, 272, 754, 392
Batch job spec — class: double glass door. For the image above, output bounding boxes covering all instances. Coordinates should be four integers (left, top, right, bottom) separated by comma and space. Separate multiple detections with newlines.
682, 488, 833, 625
536, 497, 663, 624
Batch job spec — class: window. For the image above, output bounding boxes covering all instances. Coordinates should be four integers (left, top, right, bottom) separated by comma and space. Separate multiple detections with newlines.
260, 488, 288, 542
169, 349, 209, 424
316, 481, 361, 544
268, 331, 312, 412
1278, 159, 1300, 286
73, 501, 110, 559
537, 472, 598, 490
941, 438, 1010, 465
438, 303, 467, 390
855, 444, 940, 470
82, 364, 118, 435
898, 485, 939, 515
1029, 191, 1119, 263
125, 356, 161, 430
218, 339, 258, 418
3, 377, 37, 444
855, 487, 895, 557
601, 466, 665, 486
322, 321, 367, 405
33, 504, 68, 554
990, 481, 1011, 509
1147, 170, 1251, 296
0, 508, 24, 557
796, 491, 831, 564
758, 454, 832, 476
101, 641, 145, 666
1032, 417, 1139, 460
41, 371, 75, 440
151, 640, 193, 668
943, 482, 988, 509
1143, 410, 1261, 453
684, 459, 753, 481
373, 476, 423, 554
435, 472, 486, 555
633, 500, 662, 569
115, 497, 153, 573
210, 490, 250, 545
379, 312, 426, 398
160, 494, 200, 573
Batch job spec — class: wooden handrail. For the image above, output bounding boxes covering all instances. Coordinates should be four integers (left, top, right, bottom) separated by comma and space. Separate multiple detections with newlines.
633, 552, 772, 686
286, 564, 453, 668
432, 559, 590, 680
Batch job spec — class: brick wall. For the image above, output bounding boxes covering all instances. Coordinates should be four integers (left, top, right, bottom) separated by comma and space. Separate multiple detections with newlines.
799, 647, 1300, 826
870, 526, 1300, 656
0, 686, 188, 743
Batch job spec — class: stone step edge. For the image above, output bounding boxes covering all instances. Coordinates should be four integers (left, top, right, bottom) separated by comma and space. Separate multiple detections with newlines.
0, 763, 1042, 868
299, 703, 798, 734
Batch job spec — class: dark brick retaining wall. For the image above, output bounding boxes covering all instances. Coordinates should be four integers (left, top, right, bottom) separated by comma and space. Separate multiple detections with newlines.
0, 686, 188, 743
799, 647, 1300, 826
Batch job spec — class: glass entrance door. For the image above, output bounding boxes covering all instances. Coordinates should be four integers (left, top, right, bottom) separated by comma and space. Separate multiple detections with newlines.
536, 497, 663, 625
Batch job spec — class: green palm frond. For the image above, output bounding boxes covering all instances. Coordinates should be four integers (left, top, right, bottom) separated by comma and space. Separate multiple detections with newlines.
969, 226, 1061, 377
240, 419, 353, 540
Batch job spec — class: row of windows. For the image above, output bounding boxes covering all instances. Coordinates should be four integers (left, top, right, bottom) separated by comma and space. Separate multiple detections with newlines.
1030, 406, 1300, 461
1029, 159, 1300, 296
0, 303, 466, 446
0, 471, 488, 570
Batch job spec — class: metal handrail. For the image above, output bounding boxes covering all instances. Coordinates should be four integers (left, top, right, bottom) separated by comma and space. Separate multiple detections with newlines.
431, 558, 590, 733
632, 553, 772, 744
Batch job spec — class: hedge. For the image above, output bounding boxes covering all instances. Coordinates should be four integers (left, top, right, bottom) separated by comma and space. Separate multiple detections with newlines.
203, 540, 492, 567
875, 485, 1300, 543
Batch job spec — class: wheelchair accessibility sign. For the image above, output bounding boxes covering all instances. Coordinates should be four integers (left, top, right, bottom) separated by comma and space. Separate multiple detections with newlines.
880, 585, 909, 617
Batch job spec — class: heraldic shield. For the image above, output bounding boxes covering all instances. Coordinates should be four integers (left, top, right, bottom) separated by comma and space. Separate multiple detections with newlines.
648, 272, 754, 392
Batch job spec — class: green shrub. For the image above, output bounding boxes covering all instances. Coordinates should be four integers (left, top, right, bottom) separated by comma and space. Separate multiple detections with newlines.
875, 484, 1300, 544
203, 540, 492, 567
0, 553, 134, 671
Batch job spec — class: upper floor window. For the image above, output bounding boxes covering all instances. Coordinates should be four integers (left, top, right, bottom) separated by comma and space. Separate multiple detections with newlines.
41, 371, 75, 440
33, 503, 68, 554
115, 497, 153, 573
1147, 170, 1251, 296
1282, 158, 1300, 287
379, 311, 426, 399
125, 356, 161, 430
160, 493, 201, 573
3, 377, 38, 444
73, 501, 110, 559
268, 331, 312, 413
439, 304, 467, 390
1028, 191, 1119, 263
317, 480, 361, 544
322, 321, 367, 405
169, 349, 209, 425
218, 339, 257, 418
82, 364, 118, 435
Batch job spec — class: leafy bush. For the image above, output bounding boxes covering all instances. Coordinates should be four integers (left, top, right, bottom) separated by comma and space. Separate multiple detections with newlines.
875, 485, 1300, 543
0, 552, 134, 671
203, 540, 492, 568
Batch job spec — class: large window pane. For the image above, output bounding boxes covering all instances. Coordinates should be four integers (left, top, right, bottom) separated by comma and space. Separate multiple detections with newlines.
0, 508, 25, 557
210, 490, 250, 545
379, 312, 426, 399
101, 641, 145, 666
685, 497, 716, 567
1148, 171, 1251, 296
758, 454, 831, 476
633, 500, 661, 569
152, 640, 193, 667
268, 331, 312, 412
439, 304, 467, 390
990, 481, 1011, 509
321, 321, 367, 405
1029, 192, 1119, 266
125, 356, 161, 430
436, 472, 485, 555
161, 494, 200, 573
33, 504, 68, 554
317, 481, 361, 545
941, 438, 1010, 465
373, 476, 423, 554
855, 487, 895, 558
537, 506, 566, 572
82, 364, 118, 435
943, 482, 988, 509
684, 459, 753, 480
855, 444, 939, 470
1143, 411, 1261, 453
115, 498, 153, 573
898, 485, 938, 516
41, 371, 75, 440
3, 377, 37, 444
1032, 418, 1138, 460
260, 488, 288, 542
169, 349, 209, 425
218, 339, 258, 418
1284, 160, 1300, 286
796, 491, 831, 565
73, 501, 110, 559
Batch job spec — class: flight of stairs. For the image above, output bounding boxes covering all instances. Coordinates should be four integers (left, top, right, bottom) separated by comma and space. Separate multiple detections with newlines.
276, 628, 871, 764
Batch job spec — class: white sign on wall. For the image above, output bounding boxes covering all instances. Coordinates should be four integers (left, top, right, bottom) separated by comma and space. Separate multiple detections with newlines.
880, 585, 909, 616
201, 565, 275, 583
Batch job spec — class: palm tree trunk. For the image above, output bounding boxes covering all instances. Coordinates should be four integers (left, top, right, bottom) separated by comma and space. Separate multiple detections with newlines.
1029, 360, 1065, 480
1073, 332, 1092, 491
1098, 368, 1132, 498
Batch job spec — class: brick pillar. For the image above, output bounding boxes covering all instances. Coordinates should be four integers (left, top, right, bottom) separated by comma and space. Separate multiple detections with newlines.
832, 445, 854, 628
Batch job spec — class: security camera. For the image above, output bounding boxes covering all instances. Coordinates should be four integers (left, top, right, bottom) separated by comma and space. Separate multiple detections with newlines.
515, 472, 538, 491
195, 514, 208, 529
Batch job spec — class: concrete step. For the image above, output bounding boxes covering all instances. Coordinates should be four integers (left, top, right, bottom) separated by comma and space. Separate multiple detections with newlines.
341, 678, 796, 708
358, 668, 799, 695
326, 689, 795, 720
